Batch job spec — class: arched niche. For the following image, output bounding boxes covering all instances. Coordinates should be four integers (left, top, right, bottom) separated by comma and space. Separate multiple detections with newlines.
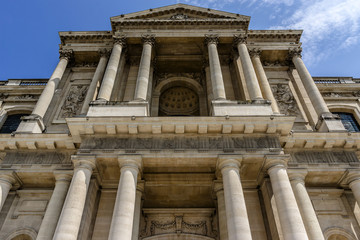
151, 77, 208, 116
5, 228, 37, 240
143, 233, 215, 240
324, 227, 357, 240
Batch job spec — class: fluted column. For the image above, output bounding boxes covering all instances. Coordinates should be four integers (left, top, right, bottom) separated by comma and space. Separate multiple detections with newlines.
53, 156, 96, 240
265, 156, 308, 240
81, 49, 110, 114
97, 36, 126, 101
32, 49, 73, 118
0, 172, 17, 211
108, 155, 142, 240
250, 48, 280, 113
134, 35, 155, 101
289, 171, 324, 240
132, 181, 144, 240
214, 181, 228, 240
205, 35, 226, 100
290, 48, 329, 116
234, 35, 263, 101
218, 157, 252, 240
36, 173, 72, 240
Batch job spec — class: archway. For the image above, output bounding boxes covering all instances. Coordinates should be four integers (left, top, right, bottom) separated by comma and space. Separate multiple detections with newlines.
143, 233, 215, 240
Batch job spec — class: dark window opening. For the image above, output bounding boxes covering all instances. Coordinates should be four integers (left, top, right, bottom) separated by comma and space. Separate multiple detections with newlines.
333, 112, 360, 132
0, 114, 26, 133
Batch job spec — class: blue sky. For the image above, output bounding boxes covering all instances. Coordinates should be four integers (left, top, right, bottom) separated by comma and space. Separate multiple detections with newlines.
1, 0, 359, 80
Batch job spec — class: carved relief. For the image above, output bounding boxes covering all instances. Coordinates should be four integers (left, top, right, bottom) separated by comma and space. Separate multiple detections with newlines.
60, 85, 88, 118
170, 13, 189, 20
271, 83, 300, 116
263, 60, 287, 67
140, 209, 217, 239
322, 91, 360, 98
73, 62, 97, 68
0, 93, 9, 100
3, 152, 72, 165
15, 94, 35, 100
291, 151, 358, 164
80, 136, 281, 151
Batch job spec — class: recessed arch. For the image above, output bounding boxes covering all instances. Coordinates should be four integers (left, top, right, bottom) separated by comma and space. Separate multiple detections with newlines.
328, 105, 360, 132
142, 233, 215, 240
324, 227, 357, 240
0, 106, 32, 133
5, 228, 37, 240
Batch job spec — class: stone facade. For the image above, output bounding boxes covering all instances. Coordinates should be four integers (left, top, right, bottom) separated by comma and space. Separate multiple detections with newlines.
0, 3, 360, 240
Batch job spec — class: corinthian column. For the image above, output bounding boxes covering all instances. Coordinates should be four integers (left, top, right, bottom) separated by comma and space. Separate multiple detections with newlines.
32, 49, 73, 118
53, 156, 96, 240
218, 157, 252, 240
290, 48, 329, 116
134, 35, 155, 101
265, 156, 308, 240
108, 155, 142, 240
81, 49, 110, 114
132, 181, 144, 240
214, 181, 228, 240
205, 34, 226, 100
250, 48, 280, 113
289, 171, 324, 240
97, 36, 126, 101
0, 171, 17, 211
36, 173, 72, 240
234, 35, 263, 101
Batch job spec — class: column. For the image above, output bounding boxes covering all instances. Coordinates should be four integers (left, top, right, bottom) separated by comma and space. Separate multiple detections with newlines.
32, 49, 73, 118
108, 156, 142, 240
80, 49, 110, 114
290, 48, 329, 116
53, 156, 96, 240
134, 35, 155, 101
97, 36, 126, 101
0, 172, 17, 211
218, 157, 252, 240
36, 173, 72, 240
205, 35, 226, 100
250, 48, 280, 114
214, 181, 228, 240
234, 35, 263, 101
289, 171, 324, 240
265, 156, 309, 240
348, 173, 360, 206
132, 181, 144, 240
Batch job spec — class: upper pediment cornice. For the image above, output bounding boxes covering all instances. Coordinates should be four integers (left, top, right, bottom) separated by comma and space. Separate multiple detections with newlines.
248, 30, 303, 43
59, 31, 113, 44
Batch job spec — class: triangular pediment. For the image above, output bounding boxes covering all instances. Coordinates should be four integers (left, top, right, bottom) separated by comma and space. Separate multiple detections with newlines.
111, 3, 250, 22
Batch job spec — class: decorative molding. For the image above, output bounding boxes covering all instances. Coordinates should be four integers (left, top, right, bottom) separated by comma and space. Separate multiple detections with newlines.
290, 151, 358, 164
233, 34, 247, 45
98, 48, 111, 58
204, 34, 219, 46
322, 91, 360, 98
113, 35, 127, 46
80, 136, 281, 151
249, 48, 262, 58
3, 152, 72, 165
289, 47, 302, 59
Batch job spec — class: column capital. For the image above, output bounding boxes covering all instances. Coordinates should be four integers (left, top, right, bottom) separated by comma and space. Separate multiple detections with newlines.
141, 34, 156, 46
216, 155, 242, 172
0, 171, 18, 186
71, 155, 96, 171
118, 154, 143, 171
204, 34, 219, 46
287, 169, 308, 183
233, 34, 248, 45
249, 48, 262, 58
289, 47, 302, 59
59, 49, 73, 61
53, 171, 73, 183
264, 155, 290, 172
98, 48, 111, 58
113, 35, 127, 47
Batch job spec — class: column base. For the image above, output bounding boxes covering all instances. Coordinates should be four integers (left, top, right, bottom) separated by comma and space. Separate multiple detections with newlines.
315, 113, 346, 132
87, 101, 149, 117
211, 100, 273, 116
16, 115, 45, 133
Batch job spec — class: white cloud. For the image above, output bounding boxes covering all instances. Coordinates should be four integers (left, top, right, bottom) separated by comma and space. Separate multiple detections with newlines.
273, 0, 360, 64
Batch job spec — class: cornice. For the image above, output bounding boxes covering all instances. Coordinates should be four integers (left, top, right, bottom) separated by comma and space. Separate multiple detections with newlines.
59, 32, 113, 45
248, 30, 302, 43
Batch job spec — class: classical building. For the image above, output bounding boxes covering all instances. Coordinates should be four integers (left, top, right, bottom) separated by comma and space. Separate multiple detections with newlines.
1, 3, 360, 240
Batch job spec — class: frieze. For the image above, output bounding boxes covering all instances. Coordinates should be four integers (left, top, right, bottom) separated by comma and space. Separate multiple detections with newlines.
156, 72, 203, 85
3, 152, 71, 165
80, 136, 281, 151
291, 151, 358, 164
322, 91, 360, 98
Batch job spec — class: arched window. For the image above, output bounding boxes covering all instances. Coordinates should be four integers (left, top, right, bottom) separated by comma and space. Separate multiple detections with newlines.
0, 114, 28, 133
333, 112, 360, 132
